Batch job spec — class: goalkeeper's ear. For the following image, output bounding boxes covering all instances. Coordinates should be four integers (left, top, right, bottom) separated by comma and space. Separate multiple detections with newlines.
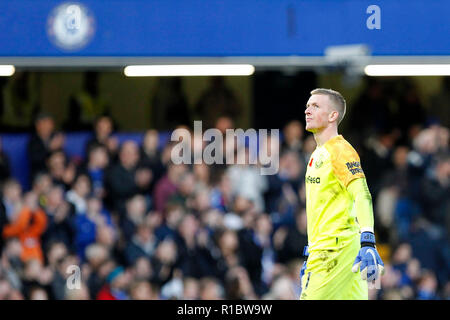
328, 109, 339, 124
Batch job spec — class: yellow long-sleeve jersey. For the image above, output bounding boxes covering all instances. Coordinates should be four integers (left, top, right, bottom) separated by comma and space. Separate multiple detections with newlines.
305, 135, 367, 252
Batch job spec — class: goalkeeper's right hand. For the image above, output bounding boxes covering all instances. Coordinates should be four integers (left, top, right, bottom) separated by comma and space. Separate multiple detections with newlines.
352, 232, 385, 281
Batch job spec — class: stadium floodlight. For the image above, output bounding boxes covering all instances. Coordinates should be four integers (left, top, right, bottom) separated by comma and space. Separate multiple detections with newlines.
0, 65, 15, 76
124, 64, 255, 77
364, 64, 450, 76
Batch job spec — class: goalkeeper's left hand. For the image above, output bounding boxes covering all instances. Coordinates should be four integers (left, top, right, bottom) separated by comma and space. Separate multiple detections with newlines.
299, 245, 309, 286
352, 232, 385, 281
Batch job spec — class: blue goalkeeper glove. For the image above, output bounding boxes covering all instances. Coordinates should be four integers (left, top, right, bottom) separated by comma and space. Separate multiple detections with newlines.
352, 232, 385, 281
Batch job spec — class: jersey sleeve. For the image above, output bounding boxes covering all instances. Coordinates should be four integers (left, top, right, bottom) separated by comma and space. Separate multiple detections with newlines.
325, 140, 365, 188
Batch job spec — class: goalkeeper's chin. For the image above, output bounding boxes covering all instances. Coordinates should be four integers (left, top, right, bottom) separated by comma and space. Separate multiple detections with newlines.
305, 124, 317, 133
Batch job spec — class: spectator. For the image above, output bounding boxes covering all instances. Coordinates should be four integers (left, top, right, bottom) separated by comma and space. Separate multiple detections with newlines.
21, 259, 52, 299
65, 282, 91, 300
129, 280, 156, 300
3, 191, 47, 264
140, 129, 165, 192
361, 128, 397, 198
46, 150, 76, 189
167, 171, 196, 211
45, 241, 68, 270
285, 259, 303, 299
104, 140, 152, 217
121, 195, 148, 242
273, 208, 308, 264
191, 187, 213, 216
182, 277, 200, 300
281, 120, 304, 155
41, 185, 76, 251
95, 224, 117, 256
1, 179, 23, 222
75, 196, 112, 262
96, 266, 130, 300
160, 269, 183, 299
224, 266, 257, 300
209, 169, 233, 213
30, 172, 53, 208
198, 277, 224, 300
1, 179, 24, 256
417, 271, 439, 300
227, 148, 268, 212
28, 113, 65, 181
223, 195, 254, 232
408, 218, 450, 288
174, 213, 216, 279
83, 144, 109, 199
124, 220, 157, 267
51, 253, 78, 300
66, 173, 91, 215
29, 286, 49, 300
255, 214, 275, 289
421, 152, 450, 227
150, 238, 178, 287
379, 146, 423, 242
1, 238, 24, 296
132, 256, 153, 282
85, 244, 111, 298
262, 273, 296, 300
212, 228, 243, 283
264, 150, 303, 217
0, 276, 23, 300
85, 115, 118, 158
154, 204, 184, 241
153, 163, 186, 214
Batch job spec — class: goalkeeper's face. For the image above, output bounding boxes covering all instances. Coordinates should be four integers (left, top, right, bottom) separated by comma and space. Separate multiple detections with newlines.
305, 94, 334, 133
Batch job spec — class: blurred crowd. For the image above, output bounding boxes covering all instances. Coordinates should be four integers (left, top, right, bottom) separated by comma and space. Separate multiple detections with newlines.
0, 77, 449, 301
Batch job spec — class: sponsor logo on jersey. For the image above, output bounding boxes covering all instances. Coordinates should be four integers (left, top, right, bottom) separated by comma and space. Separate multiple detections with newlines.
346, 161, 363, 175
306, 175, 321, 184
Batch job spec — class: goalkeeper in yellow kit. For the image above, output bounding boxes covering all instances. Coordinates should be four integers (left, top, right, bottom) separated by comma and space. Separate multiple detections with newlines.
300, 88, 384, 300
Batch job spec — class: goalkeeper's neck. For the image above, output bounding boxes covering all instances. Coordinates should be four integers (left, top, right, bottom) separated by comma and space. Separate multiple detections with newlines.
313, 124, 339, 147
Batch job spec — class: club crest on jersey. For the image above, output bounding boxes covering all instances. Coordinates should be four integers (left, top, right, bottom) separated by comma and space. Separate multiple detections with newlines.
315, 155, 324, 169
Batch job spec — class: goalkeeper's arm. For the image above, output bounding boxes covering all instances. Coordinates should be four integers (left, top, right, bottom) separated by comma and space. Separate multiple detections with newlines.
347, 177, 374, 233
347, 178, 384, 281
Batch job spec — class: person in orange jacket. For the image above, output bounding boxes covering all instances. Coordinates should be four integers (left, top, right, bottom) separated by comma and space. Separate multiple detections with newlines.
3, 192, 47, 264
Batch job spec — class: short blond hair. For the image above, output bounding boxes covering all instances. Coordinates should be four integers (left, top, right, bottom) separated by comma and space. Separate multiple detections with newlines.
310, 88, 346, 124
